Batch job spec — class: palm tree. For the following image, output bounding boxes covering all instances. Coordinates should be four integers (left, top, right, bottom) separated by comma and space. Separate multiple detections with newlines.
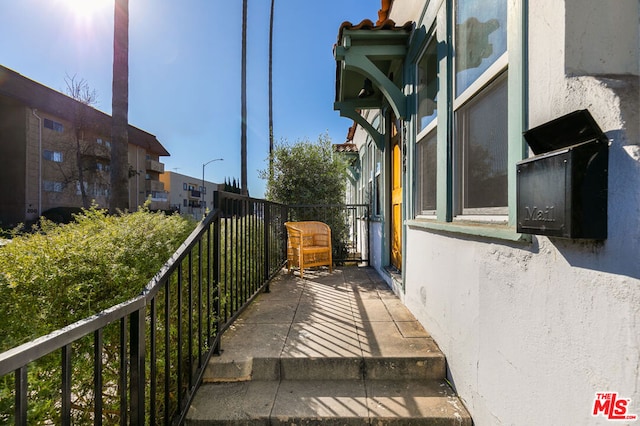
110, 0, 130, 211
268, 0, 275, 179
240, 0, 248, 195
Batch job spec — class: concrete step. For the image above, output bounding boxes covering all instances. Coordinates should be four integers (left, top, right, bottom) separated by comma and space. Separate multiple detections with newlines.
203, 353, 446, 382
187, 379, 472, 425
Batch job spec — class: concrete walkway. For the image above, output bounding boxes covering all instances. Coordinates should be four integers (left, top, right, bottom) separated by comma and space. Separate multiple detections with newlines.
187, 266, 471, 425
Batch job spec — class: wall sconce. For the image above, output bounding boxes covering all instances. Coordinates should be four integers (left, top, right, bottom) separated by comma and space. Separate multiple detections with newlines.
358, 78, 375, 98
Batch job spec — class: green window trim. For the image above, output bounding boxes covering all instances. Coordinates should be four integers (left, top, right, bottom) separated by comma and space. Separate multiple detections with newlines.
406, 218, 531, 243
406, 0, 527, 240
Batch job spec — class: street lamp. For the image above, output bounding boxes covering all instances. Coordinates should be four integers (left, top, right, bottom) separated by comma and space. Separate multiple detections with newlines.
202, 158, 223, 215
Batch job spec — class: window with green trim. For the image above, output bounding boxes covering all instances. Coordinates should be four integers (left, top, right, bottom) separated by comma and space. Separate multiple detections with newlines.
454, 0, 507, 97
455, 72, 508, 214
417, 36, 438, 132
453, 0, 508, 217
415, 33, 439, 217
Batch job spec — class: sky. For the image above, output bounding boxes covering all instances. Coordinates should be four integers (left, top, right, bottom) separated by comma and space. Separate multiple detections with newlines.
0, 0, 381, 198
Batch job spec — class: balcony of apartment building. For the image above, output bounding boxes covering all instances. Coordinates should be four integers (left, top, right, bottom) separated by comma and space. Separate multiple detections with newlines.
146, 158, 164, 174
144, 178, 165, 193
79, 138, 111, 160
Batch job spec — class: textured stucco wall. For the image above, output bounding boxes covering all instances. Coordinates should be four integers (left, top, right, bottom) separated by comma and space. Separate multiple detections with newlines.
390, 0, 640, 424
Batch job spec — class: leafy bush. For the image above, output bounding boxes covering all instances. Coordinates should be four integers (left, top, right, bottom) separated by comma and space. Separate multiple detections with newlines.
0, 206, 195, 351
0, 207, 195, 424
261, 134, 350, 260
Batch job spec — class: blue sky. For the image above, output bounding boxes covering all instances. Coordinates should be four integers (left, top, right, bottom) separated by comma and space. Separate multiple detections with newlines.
0, 0, 380, 197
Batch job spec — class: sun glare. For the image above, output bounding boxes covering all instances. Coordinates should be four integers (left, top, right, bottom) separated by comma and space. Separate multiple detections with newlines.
61, 0, 112, 21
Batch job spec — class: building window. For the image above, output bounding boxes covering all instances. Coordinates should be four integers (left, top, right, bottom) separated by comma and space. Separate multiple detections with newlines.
416, 131, 437, 215
450, 0, 508, 217
183, 183, 188, 190
97, 138, 103, 145
43, 118, 64, 132
415, 31, 439, 217
43, 150, 63, 162
455, 72, 508, 214
96, 162, 110, 172
454, 0, 507, 97
44, 180, 64, 193
183, 199, 187, 207
105, 140, 111, 149
417, 36, 438, 133
76, 181, 87, 195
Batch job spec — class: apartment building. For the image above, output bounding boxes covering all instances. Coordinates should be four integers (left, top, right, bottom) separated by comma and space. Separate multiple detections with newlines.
159, 171, 220, 219
0, 65, 170, 228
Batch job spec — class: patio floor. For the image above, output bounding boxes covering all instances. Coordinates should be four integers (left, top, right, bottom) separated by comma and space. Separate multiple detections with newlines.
187, 265, 471, 425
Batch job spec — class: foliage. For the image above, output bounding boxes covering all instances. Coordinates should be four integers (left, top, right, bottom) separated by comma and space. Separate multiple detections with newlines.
260, 133, 350, 261
0, 200, 290, 424
0, 206, 195, 424
222, 177, 244, 194
261, 133, 348, 206
0, 206, 194, 351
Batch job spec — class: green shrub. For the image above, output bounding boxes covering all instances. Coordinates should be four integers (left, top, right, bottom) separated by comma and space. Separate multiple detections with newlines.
0, 206, 195, 351
0, 207, 195, 424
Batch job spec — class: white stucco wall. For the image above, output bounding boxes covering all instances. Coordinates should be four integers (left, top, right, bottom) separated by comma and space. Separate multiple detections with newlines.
389, 0, 640, 424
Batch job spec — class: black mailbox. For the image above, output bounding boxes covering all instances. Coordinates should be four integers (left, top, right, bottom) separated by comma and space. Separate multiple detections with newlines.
516, 109, 608, 239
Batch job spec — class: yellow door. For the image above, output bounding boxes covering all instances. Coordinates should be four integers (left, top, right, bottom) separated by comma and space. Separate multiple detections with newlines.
391, 119, 402, 271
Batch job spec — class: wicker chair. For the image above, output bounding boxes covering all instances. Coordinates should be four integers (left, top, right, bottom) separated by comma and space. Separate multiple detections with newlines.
284, 221, 333, 278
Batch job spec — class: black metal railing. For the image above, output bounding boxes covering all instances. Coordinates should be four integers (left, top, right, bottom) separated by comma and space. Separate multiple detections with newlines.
0, 191, 287, 425
288, 204, 369, 264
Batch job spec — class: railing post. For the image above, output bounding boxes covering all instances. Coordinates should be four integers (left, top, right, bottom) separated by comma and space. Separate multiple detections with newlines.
213, 210, 222, 355
129, 308, 146, 425
15, 366, 27, 426
264, 202, 271, 292
61, 344, 71, 425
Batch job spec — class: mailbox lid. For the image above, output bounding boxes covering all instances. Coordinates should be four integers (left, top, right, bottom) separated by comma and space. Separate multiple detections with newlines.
523, 109, 607, 155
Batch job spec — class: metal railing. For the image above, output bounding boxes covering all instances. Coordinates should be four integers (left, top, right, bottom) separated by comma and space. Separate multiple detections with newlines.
0, 191, 288, 425
288, 204, 369, 264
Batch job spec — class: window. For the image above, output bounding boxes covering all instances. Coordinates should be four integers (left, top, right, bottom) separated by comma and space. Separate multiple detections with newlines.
416, 132, 437, 215
455, 72, 508, 214
374, 159, 382, 217
417, 36, 438, 133
97, 138, 103, 145
104, 140, 111, 149
44, 180, 64, 193
454, 0, 507, 97
96, 162, 110, 172
76, 181, 88, 195
43, 150, 63, 162
44, 118, 64, 132
415, 33, 439, 217
453, 0, 508, 217
183, 183, 188, 190
95, 185, 109, 197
